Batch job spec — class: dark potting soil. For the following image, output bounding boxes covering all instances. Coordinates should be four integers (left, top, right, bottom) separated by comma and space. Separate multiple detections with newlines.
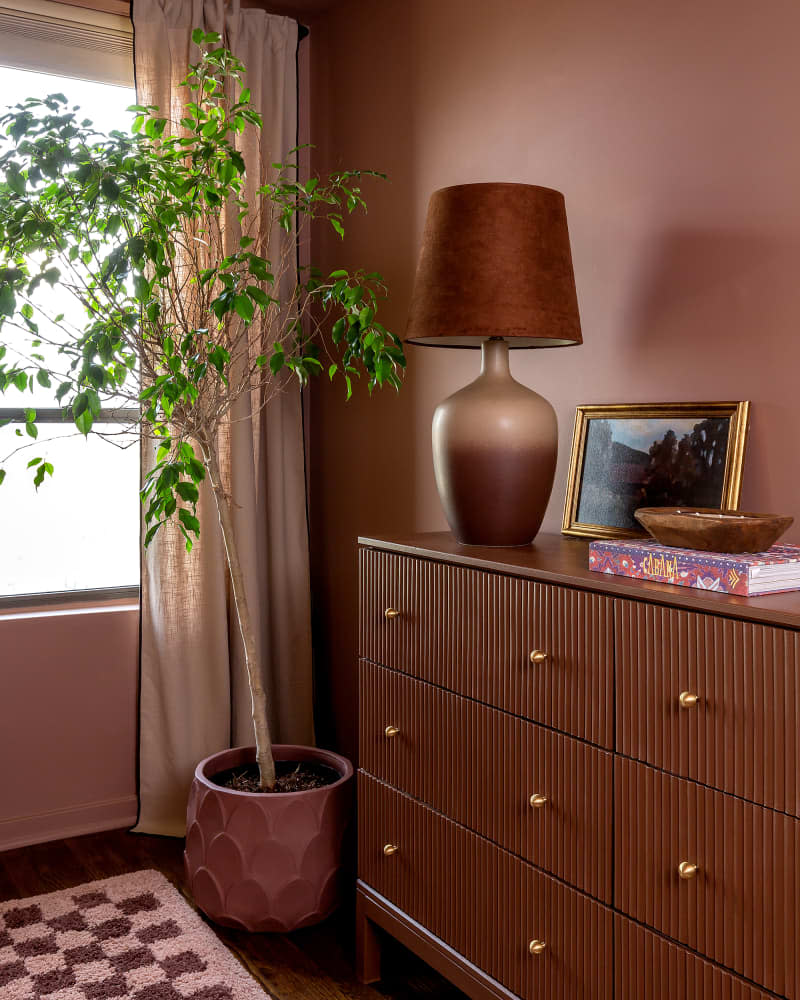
211, 759, 340, 793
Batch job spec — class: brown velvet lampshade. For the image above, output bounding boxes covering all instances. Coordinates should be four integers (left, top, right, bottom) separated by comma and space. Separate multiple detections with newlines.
405, 182, 582, 349
405, 182, 582, 547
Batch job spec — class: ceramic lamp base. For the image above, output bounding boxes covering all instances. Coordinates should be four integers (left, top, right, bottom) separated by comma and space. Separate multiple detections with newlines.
432, 338, 557, 547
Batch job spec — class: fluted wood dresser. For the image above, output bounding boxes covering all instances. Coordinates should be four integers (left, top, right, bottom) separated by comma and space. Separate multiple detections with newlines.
356, 532, 800, 1000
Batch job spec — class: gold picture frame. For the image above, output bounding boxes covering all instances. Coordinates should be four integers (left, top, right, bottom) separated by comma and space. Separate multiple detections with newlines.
562, 401, 750, 539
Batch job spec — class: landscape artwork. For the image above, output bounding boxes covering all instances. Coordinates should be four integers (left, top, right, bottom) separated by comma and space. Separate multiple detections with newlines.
562, 403, 750, 538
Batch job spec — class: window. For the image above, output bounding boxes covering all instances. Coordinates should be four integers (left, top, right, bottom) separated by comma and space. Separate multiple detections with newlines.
0, 4, 139, 600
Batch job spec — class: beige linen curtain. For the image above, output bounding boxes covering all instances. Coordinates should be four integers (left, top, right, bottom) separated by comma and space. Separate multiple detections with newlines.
132, 0, 314, 836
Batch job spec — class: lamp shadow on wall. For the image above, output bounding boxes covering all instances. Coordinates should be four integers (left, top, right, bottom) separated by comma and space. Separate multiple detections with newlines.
622, 227, 799, 361
620, 226, 800, 524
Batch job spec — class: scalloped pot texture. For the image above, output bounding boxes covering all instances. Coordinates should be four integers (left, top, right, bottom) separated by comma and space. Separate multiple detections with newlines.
184, 745, 353, 932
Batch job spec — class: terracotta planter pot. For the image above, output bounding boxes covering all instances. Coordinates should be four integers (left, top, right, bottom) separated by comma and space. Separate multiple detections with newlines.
184, 744, 353, 932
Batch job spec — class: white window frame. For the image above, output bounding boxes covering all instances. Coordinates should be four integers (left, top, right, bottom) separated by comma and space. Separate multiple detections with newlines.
0, 0, 138, 606
0, 408, 141, 606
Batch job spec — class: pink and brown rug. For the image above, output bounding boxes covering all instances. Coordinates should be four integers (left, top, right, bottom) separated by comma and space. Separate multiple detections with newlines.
0, 869, 268, 999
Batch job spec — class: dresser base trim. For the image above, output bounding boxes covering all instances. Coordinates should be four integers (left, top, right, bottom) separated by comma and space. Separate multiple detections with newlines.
356, 881, 519, 1000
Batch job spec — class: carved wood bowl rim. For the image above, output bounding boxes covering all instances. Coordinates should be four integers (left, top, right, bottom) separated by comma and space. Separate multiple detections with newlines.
634, 507, 794, 553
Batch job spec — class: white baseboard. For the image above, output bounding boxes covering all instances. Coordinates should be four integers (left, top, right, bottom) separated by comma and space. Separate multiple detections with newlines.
0, 795, 139, 852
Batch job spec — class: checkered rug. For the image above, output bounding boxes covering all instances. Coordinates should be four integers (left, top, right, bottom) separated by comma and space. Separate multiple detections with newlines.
0, 870, 268, 999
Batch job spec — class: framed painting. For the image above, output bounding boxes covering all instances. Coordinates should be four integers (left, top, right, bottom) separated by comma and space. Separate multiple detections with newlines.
562, 401, 750, 539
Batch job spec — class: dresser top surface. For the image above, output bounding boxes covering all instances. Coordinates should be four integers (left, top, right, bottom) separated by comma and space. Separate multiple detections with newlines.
358, 531, 800, 630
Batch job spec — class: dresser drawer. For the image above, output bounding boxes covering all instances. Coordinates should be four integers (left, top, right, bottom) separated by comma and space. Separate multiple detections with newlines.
358, 772, 613, 1000
615, 915, 777, 999
359, 659, 613, 901
616, 600, 800, 814
359, 548, 614, 747
615, 757, 800, 998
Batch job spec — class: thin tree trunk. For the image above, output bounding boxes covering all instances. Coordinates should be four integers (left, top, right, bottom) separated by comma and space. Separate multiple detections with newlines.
204, 441, 276, 790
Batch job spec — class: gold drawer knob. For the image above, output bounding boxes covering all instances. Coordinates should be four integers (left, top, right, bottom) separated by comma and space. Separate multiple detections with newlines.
679, 691, 700, 709
529, 793, 548, 809
384, 607, 401, 619
384, 725, 400, 738
678, 860, 699, 880
529, 650, 548, 664
383, 843, 399, 856
528, 939, 546, 955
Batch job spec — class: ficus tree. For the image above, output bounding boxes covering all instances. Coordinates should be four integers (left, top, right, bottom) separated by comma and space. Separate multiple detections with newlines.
0, 30, 405, 790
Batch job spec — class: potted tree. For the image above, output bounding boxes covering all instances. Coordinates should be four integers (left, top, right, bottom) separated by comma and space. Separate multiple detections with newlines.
0, 31, 404, 931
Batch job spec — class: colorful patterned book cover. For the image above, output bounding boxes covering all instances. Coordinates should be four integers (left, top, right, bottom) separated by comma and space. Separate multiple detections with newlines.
588, 539, 800, 595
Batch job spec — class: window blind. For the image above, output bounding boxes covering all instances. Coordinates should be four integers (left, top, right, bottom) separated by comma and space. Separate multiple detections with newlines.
0, 0, 133, 88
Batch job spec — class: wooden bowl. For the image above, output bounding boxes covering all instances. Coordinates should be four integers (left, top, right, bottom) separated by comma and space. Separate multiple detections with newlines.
633, 507, 794, 553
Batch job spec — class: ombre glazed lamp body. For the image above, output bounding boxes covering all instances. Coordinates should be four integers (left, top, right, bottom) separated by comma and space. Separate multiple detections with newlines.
405, 182, 582, 547
432, 338, 557, 545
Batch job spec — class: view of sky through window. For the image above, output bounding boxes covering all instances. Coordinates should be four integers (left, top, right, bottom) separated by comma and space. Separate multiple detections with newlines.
0, 66, 140, 597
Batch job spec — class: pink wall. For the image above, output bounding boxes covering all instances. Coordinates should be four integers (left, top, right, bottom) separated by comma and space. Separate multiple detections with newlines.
307, 0, 800, 759
0, 604, 139, 850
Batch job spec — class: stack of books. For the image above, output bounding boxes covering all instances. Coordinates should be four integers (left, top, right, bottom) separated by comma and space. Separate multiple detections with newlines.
589, 538, 800, 596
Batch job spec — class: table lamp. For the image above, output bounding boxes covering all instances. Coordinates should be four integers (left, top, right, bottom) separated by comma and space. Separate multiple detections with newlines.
405, 182, 582, 547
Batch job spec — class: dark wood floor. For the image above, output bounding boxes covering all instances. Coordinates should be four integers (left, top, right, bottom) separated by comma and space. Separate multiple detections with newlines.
0, 829, 465, 1000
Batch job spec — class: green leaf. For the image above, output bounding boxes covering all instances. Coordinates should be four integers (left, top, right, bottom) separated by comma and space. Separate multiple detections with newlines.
100, 177, 120, 201
128, 236, 145, 261
73, 394, 92, 434
186, 456, 206, 482
208, 344, 230, 375
178, 508, 201, 536
176, 481, 199, 503
247, 256, 272, 282
6, 165, 24, 196
331, 317, 346, 344
245, 286, 270, 310
0, 285, 15, 317
33, 461, 52, 489
133, 274, 150, 302
233, 294, 254, 323
144, 116, 167, 139
75, 409, 93, 435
